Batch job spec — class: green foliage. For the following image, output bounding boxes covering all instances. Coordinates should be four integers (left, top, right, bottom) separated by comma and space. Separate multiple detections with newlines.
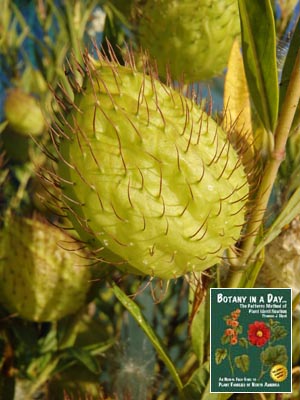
280, 16, 300, 112
215, 349, 228, 365
238, 0, 278, 133
234, 354, 250, 372
188, 278, 210, 365
260, 345, 288, 366
112, 282, 183, 391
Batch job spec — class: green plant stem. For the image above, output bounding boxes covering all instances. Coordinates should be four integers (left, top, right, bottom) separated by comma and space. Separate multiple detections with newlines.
225, 269, 245, 289
226, 48, 300, 288
64, 0, 84, 86
6, 166, 32, 215
227, 346, 235, 376
179, 353, 198, 382
64, 1, 81, 63
25, 357, 60, 399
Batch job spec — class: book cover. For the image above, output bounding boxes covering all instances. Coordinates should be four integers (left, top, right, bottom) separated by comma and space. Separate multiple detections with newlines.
210, 288, 292, 393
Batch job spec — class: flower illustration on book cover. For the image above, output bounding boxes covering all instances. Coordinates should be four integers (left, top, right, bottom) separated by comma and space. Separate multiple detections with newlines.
214, 309, 288, 380
248, 321, 270, 347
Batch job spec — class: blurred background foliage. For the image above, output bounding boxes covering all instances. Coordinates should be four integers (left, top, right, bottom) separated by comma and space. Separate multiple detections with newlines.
0, 1, 300, 399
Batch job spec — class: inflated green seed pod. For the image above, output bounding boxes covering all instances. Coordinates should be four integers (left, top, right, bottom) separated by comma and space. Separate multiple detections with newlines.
137, 0, 240, 82
54, 52, 249, 279
0, 215, 90, 322
4, 88, 45, 136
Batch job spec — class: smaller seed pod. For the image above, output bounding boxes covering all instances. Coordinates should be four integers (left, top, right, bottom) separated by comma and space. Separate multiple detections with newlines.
256, 216, 300, 312
53, 48, 249, 280
0, 215, 91, 322
137, 0, 240, 82
4, 88, 45, 136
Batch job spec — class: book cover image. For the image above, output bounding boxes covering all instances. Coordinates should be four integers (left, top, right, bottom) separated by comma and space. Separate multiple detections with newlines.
210, 288, 292, 393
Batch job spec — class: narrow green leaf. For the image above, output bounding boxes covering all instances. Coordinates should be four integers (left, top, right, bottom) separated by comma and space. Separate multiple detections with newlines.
238, 0, 278, 132
27, 352, 53, 378
111, 282, 183, 391
279, 16, 300, 112
38, 329, 58, 354
254, 185, 300, 257
0, 121, 8, 134
181, 362, 210, 399
185, 360, 232, 400
279, 18, 300, 131
83, 339, 116, 356
223, 39, 254, 165
50, 340, 114, 377
66, 348, 100, 375
190, 303, 208, 365
188, 276, 210, 365
202, 382, 232, 400
239, 249, 265, 289
182, 361, 232, 399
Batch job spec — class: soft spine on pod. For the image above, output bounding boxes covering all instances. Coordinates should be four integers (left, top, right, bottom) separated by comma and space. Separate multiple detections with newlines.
53, 48, 249, 280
